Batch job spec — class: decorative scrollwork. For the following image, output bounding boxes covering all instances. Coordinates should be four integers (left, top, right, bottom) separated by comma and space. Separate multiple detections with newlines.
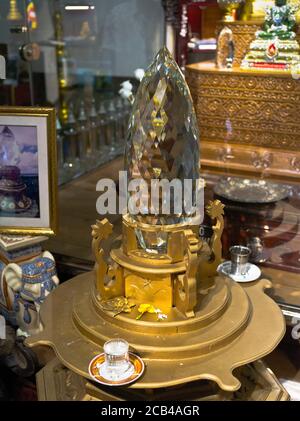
91, 219, 124, 300
205, 200, 225, 277
174, 229, 202, 318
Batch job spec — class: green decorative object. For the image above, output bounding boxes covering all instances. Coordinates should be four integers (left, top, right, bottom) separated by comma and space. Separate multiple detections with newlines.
241, 0, 300, 71
257, 0, 296, 40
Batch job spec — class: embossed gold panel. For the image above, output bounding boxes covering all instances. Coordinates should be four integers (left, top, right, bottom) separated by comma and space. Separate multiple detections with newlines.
186, 62, 300, 179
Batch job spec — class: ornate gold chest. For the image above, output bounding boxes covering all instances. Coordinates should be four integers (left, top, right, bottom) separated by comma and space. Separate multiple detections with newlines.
186, 62, 300, 180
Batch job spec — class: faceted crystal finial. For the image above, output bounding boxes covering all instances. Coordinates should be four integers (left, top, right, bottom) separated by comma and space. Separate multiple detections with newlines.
125, 46, 200, 227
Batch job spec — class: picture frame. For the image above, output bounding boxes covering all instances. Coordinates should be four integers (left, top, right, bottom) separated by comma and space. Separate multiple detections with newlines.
0, 106, 57, 236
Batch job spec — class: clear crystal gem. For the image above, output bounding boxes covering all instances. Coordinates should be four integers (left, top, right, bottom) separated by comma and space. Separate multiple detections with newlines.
124, 47, 200, 251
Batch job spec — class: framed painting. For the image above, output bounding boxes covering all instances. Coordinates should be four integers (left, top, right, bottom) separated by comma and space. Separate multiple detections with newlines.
0, 107, 57, 235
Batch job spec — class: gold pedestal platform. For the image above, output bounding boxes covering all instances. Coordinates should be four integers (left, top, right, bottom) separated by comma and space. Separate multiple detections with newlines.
36, 357, 289, 401
186, 62, 300, 180
26, 270, 286, 399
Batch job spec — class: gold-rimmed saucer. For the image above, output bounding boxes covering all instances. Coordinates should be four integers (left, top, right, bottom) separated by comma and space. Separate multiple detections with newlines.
88, 352, 145, 386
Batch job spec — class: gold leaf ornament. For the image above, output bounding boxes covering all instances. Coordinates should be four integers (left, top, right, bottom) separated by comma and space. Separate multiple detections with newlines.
99, 296, 135, 316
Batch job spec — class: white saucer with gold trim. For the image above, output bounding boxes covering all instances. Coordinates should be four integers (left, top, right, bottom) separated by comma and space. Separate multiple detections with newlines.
217, 261, 261, 283
88, 352, 145, 386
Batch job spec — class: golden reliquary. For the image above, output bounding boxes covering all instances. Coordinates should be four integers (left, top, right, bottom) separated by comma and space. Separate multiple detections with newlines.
27, 47, 286, 400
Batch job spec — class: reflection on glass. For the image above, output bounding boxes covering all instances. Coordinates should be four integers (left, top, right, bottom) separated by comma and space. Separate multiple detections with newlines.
63, 104, 81, 178
106, 100, 117, 153
0, 0, 165, 184
56, 117, 65, 185
77, 101, 89, 171
88, 98, 101, 168
115, 97, 125, 149
97, 102, 108, 151
216, 27, 234, 69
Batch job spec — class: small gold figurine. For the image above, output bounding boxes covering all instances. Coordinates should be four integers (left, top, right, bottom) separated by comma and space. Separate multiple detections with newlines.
7, 0, 22, 21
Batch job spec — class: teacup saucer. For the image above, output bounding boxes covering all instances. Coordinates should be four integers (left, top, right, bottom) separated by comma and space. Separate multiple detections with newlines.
88, 352, 144, 386
217, 261, 261, 283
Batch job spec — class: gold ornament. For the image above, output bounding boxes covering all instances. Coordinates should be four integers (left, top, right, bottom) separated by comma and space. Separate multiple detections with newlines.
136, 303, 167, 321
98, 296, 136, 316
7, 0, 22, 21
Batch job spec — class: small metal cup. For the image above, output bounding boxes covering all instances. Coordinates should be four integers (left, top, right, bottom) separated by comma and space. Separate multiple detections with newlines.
229, 245, 251, 276
247, 237, 266, 263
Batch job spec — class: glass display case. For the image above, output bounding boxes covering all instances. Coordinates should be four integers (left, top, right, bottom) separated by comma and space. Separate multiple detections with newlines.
184, 0, 300, 320
0, 0, 300, 403
0, 0, 164, 183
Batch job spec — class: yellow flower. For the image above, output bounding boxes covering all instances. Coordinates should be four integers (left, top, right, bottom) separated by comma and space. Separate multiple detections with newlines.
136, 303, 156, 320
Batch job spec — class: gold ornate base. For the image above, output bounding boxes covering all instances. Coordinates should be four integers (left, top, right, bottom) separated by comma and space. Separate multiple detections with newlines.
26, 203, 286, 400
26, 270, 285, 395
36, 357, 289, 401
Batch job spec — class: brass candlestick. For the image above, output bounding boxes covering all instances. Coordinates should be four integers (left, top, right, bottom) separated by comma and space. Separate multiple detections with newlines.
7, 0, 22, 21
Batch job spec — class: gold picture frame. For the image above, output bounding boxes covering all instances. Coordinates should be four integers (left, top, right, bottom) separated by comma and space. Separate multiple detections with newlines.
0, 106, 58, 236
